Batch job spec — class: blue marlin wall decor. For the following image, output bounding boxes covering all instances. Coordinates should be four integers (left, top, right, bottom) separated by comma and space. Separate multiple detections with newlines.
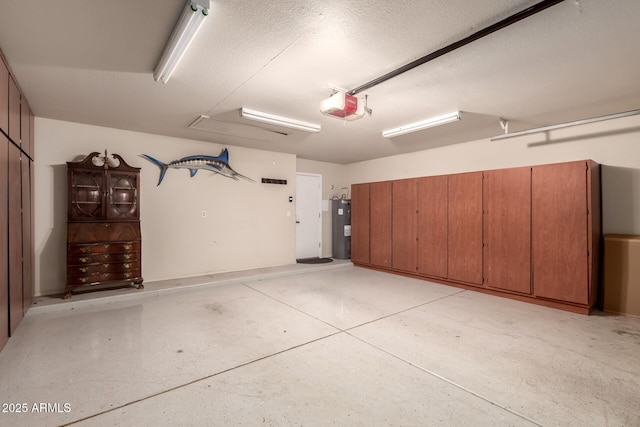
140, 148, 254, 185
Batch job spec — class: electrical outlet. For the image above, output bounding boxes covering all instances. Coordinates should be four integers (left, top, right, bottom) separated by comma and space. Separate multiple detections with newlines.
201, 211, 207, 218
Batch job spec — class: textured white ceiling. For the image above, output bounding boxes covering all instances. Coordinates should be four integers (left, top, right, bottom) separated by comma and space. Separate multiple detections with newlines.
1, 0, 639, 164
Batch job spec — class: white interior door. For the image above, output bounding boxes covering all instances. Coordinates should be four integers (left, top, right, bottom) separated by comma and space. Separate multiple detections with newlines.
296, 173, 322, 259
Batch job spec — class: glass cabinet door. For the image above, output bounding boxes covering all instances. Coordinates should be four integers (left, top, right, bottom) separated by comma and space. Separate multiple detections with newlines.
106, 172, 138, 220
69, 171, 104, 219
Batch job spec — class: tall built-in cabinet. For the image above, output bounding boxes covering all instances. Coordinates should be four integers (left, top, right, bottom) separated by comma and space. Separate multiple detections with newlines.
392, 179, 417, 272
531, 161, 600, 306
369, 181, 392, 268
351, 160, 601, 314
1, 51, 35, 352
483, 167, 531, 294
351, 183, 370, 265
1, 134, 8, 352
8, 140, 22, 335
447, 172, 483, 285
416, 176, 448, 278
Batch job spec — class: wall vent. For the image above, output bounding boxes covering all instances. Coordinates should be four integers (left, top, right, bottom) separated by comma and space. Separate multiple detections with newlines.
261, 178, 287, 185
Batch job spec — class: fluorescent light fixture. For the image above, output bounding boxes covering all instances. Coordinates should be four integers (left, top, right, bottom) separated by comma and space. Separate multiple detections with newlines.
153, 0, 210, 84
382, 111, 462, 138
188, 114, 210, 128
240, 108, 321, 133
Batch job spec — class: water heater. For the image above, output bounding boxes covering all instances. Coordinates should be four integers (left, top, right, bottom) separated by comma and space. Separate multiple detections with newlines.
331, 199, 351, 259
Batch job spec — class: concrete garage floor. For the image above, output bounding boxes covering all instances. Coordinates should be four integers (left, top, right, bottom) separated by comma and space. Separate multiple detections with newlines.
1, 262, 639, 426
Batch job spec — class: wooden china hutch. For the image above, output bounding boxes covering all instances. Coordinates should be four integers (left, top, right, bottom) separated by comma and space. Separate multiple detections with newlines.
66, 151, 143, 298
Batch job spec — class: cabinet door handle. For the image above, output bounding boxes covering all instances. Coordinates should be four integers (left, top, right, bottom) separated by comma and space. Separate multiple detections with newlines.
124, 263, 131, 269
79, 257, 87, 263
104, 244, 110, 250
79, 267, 87, 273
124, 244, 132, 250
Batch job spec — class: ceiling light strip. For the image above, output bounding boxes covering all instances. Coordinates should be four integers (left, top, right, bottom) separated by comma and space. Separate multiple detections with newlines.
382, 111, 461, 138
491, 108, 640, 141
153, 0, 210, 84
188, 115, 210, 128
240, 108, 321, 133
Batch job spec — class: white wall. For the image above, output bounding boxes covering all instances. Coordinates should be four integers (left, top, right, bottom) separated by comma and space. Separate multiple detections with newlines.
342, 114, 640, 235
35, 118, 297, 296
34, 113, 640, 296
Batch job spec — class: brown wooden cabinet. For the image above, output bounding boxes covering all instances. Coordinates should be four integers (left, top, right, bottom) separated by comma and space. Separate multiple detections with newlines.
8, 76, 20, 145
20, 96, 33, 157
392, 179, 418, 272
66, 151, 143, 298
483, 166, 531, 294
448, 172, 483, 285
0, 58, 8, 134
0, 136, 8, 351
21, 155, 33, 313
8, 143, 23, 334
532, 160, 599, 306
369, 181, 392, 268
351, 160, 601, 314
417, 175, 448, 278
1, 50, 35, 353
351, 183, 370, 265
